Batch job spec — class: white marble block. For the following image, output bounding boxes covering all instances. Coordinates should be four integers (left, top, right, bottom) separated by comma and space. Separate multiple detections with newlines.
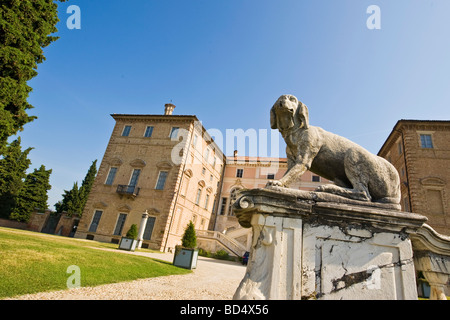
233, 188, 427, 300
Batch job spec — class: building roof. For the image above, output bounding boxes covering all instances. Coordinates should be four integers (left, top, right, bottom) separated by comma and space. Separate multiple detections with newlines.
378, 119, 450, 156
111, 113, 199, 121
226, 156, 287, 164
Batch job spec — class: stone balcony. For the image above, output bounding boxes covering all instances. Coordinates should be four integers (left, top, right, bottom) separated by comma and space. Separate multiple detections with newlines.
116, 185, 140, 198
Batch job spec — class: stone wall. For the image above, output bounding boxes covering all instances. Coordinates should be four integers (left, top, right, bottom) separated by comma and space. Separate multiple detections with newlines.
0, 218, 27, 230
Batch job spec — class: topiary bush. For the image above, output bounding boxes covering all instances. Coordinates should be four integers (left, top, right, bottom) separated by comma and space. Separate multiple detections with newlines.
125, 224, 138, 239
181, 221, 197, 249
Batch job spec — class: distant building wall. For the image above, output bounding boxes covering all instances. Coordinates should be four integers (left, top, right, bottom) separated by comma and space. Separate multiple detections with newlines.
379, 120, 450, 235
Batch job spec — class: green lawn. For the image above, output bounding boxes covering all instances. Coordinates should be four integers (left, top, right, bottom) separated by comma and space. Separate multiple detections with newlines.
0, 227, 191, 299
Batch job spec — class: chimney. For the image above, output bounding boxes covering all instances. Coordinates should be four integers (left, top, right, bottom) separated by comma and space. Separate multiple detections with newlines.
164, 103, 176, 115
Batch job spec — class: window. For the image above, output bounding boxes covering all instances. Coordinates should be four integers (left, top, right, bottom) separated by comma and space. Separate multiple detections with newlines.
170, 127, 179, 139
122, 125, 131, 137
312, 175, 321, 182
192, 134, 198, 149
127, 169, 141, 193
114, 213, 127, 236
219, 198, 228, 215
267, 173, 275, 180
427, 190, 444, 214
195, 188, 202, 205
105, 167, 117, 185
204, 148, 210, 162
202, 167, 206, 175
155, 171, 168, 190
205, 194, 210, 210
143, 217, 156, 240
236, 169, 244, 178
144, 126, 154, 138
89, 210, 103, 232
397, 141, 402, 155
181, 177, 190, 196
420, 134, 433, 149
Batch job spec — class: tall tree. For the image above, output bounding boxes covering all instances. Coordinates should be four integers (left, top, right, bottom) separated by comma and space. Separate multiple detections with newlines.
0, 138, 32, 218
79, 159, 97, 208
10, 165, 52, 222
55, 160, 97, 216
55, 182, 81, 215
0, 0, 67, 154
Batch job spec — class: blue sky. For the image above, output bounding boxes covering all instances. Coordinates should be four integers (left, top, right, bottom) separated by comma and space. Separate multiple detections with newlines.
16, 0, 450, 209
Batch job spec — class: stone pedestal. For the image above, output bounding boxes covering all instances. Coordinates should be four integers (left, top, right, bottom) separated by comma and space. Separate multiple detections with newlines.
233, 188, 428, 300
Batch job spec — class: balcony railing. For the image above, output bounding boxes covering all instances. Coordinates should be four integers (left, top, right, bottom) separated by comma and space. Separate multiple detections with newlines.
116, 185, 140, 197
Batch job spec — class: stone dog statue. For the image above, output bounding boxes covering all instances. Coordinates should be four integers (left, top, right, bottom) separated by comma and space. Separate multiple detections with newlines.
268, 94, 401, 205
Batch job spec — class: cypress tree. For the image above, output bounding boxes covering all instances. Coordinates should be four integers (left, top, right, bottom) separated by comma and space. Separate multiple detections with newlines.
10, 165, 52, 222
0, 0, 68, 154
56, 182, 83, 215
79, 159, 97, 211
0, 138, 32, 218
55, 160, 97, 216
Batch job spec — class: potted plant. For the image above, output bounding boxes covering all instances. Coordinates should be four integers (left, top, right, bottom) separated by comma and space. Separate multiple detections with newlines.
119, 224, 139, 251
173, 221, 199, 269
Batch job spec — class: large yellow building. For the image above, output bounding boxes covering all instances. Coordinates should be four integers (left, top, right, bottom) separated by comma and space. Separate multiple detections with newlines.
75, 104, 225, 251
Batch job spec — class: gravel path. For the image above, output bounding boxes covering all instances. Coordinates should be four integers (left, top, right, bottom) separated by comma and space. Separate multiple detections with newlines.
8, 250, 247, 300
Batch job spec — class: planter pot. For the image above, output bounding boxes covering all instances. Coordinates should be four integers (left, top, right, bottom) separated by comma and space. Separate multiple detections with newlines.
119, 237, 138, 251
173, 247, 199, 269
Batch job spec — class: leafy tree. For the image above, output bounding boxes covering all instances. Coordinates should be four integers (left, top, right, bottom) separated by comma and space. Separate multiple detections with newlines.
55, 160, 97, 215
0, 138, 32, 218
126, 224, 138, 240
0, 0, 67, 154
10, 165, 52, 222
181, 221, 197, 249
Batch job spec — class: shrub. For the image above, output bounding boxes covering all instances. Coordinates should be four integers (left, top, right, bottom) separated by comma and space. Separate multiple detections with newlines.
126, 224, 138, 239
214, 249, 230, 260
181, 221, 197, 249
198, 248, 212, 257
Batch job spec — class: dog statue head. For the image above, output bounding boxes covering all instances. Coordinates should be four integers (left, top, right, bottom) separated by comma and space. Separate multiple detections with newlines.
270, 94, 309, 132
